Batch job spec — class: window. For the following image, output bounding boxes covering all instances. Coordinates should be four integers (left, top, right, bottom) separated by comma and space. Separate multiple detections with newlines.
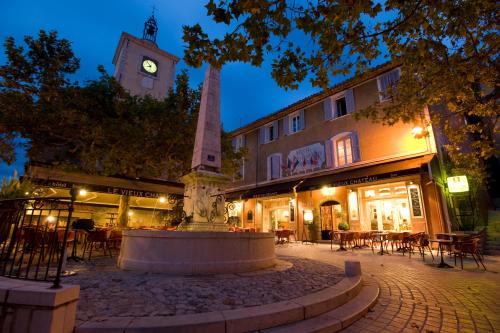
336, 136, 353, 166
325, 132, 360, 168
268, 124, 276, 141
291, 114, 300, 133
335, 97, 347, 118
324, 89, 355, 120
259, 121, 279, 144
267, 154, 282, 180
232, 135, 245, 152
377, 68, 400, 101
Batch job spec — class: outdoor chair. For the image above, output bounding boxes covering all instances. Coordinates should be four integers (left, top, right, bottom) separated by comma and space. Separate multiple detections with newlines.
387, 232, 405, 254
82, 229, 112, 260
408, 232, 434, 261
452, 235, 486, 270
108, 229, 122, 253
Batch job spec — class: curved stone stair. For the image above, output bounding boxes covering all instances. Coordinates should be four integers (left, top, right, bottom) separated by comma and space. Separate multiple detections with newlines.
76, 261, 378, 333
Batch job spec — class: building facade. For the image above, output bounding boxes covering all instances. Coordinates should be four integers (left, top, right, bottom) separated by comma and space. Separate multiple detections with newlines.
226, 63, 449, 240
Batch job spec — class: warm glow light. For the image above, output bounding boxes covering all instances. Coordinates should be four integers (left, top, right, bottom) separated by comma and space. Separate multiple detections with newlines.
24, 192, 29, 196
128, 211, 133, 216
46, 215, 55, 223
447, 175, 469, 193
411, 126, 427, 138
348, 191, 359, 220
79, 189, 88, 196
303, 210, 314, 223
321, 186, 335, 196
159, 197, 166, 203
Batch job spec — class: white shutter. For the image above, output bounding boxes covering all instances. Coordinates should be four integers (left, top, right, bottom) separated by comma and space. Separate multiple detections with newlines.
266, 156, 272, 180
325, 139, 333, 168
324, 97, 334, 120
299, 110, 305, 130
283, 115, 289, 135
345, 89, 355, 114
259, 127, 266, 144
351, 132, 360, 162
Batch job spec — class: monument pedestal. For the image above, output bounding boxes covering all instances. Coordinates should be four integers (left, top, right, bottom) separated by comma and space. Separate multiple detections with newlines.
180, 170, 231, 231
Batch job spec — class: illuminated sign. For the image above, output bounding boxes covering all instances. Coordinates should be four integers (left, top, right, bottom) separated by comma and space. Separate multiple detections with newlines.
447, 176, 469, 193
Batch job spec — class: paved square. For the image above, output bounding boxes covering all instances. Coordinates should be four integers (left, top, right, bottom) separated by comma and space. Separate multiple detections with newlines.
277, 243, 500, 333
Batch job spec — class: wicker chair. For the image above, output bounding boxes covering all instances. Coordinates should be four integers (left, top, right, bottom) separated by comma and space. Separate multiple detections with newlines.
82, 229, 112, 260
452, 235, 486, 270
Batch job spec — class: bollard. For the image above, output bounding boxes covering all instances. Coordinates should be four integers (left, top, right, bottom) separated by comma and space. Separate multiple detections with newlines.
345, 261, 362, 277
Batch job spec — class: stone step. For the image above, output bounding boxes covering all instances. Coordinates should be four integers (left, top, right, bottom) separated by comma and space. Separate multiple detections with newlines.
261, 278, 379, 333
76, 262, 367, 333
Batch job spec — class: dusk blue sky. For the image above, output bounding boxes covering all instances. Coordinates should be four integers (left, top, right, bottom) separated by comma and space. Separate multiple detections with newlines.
0, 0, 388, 179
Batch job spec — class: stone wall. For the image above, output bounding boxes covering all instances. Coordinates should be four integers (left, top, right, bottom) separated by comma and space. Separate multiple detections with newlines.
0, 277, 79, 333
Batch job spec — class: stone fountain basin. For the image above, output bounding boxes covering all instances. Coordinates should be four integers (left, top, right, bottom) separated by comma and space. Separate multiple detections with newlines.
117, 230, 276, 274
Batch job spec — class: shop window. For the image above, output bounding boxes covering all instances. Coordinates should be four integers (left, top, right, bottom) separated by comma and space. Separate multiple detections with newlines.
267, 153, 282, 180
377, 68, 401, 102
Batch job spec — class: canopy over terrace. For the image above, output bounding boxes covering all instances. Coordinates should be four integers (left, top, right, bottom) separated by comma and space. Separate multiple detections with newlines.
25, 165, 184, 228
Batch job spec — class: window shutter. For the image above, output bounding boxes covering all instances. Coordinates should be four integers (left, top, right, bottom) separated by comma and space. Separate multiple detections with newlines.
323, 97, 334, 120
242, 134, 246, 147
259, 127, 266, 144
325, 140, 333, 168
231, 138, 237, 151
378, 69, 400, 100
273, 120, 279, 138
351, 132, 360, 162
266, 156, 271, 180
345, 89, 355, 114
299, 110, 305, 130
271, 155, 281, 179
283, 115, 289, 135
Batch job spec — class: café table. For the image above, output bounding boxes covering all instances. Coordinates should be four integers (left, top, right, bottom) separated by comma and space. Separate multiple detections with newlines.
331, 231, 350, 251
430, 239, 454, 268
373, 232, 389, 255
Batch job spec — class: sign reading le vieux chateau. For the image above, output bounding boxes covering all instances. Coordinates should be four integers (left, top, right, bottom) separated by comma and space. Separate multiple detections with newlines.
32, 179, 170, 198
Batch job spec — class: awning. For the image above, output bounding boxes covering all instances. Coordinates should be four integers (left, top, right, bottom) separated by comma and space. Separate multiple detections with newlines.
27, 165, 184, 198
226, 154, 433, 200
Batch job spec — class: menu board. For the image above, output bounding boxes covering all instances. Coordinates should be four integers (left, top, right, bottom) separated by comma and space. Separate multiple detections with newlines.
408, 187, 423, 218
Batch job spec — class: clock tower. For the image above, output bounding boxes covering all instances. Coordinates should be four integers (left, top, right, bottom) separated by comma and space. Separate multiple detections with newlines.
112, 13, 178, 100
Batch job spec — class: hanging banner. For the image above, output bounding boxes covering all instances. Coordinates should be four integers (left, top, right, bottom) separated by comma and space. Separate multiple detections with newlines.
286, 143, 325, 176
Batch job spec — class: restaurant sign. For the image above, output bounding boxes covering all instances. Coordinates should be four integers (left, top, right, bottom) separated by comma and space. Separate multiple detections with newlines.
31, 178, 180, 199
286, 143, 325, 176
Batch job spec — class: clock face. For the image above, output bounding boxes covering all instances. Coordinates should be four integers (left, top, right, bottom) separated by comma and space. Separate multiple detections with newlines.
142, 59, 158, 74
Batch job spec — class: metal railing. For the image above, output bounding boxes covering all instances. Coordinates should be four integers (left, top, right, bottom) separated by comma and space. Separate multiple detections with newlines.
0, 190, 76, 288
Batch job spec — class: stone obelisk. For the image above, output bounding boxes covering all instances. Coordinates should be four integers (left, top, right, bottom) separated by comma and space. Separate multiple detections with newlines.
180, 66, 230, 231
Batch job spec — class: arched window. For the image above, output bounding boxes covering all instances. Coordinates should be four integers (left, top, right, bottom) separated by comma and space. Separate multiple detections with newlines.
325, 132, 360, 168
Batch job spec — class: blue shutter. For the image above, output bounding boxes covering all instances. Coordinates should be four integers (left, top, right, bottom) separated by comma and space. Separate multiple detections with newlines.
325, 140, 333, 168
267, 156, 271, 180
324, 97, 334, 120
273, 120, 279, 138
271, 155, 281, 179
351, 132, 360, 162
283, 116, 289, 136
345, 89, 355, 114
231, 138, 237, 152
259, 127, 266, 144
299, 110, 305, 130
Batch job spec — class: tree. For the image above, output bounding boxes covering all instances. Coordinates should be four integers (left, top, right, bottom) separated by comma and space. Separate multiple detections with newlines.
0, 30, 245, 181
183, 0, 498, 184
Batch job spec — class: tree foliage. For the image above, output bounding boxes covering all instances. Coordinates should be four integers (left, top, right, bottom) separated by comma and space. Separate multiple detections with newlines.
0, 30, 244, 180
183, 0, 498, 182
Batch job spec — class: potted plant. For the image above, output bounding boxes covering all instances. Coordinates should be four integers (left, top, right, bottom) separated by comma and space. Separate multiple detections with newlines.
338, 222, 349, 231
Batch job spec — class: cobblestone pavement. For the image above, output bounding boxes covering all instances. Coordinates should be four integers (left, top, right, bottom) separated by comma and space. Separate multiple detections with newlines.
276, 243, 500, 333
64, 255, 343, 323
